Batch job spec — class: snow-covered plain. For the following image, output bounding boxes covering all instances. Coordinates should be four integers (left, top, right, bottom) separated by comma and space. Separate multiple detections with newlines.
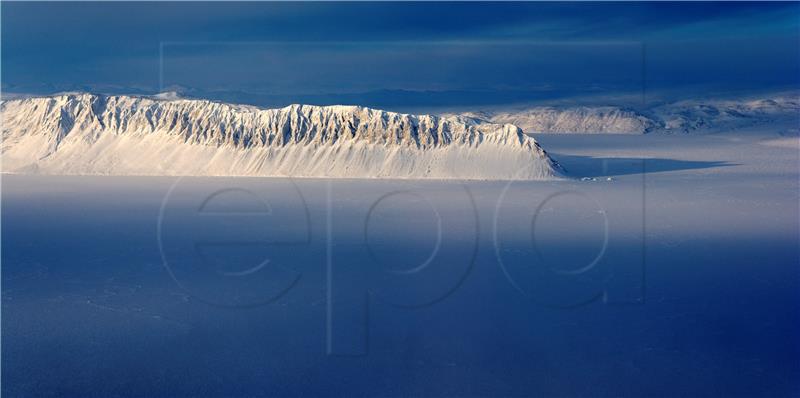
2, 126, 798, 396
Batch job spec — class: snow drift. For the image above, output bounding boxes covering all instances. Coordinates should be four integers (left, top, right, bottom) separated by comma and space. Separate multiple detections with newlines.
0, 93, 561, 180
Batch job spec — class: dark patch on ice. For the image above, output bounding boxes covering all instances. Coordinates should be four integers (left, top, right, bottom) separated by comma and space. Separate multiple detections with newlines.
548, 153, 735, 177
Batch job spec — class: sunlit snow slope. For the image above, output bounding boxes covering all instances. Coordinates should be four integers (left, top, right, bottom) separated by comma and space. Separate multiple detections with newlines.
1, 94, 560, 180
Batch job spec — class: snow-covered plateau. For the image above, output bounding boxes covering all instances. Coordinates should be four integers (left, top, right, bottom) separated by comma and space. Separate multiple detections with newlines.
0, 94, 560, 180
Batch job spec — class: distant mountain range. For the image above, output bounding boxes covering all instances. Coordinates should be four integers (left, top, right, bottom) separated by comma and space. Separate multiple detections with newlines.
449, 95, 799, 134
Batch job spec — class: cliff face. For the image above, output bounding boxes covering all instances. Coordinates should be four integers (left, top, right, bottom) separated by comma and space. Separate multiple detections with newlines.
1, 94, 560, 180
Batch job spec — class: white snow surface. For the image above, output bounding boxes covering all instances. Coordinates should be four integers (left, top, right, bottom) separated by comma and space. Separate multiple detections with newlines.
1, 93, 560, 180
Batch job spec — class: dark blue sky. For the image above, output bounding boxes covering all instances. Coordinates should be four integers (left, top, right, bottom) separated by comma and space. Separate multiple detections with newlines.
2, 2, 799, 108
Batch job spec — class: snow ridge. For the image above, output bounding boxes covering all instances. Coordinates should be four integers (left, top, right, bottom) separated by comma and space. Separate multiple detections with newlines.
1, 93, 560, 180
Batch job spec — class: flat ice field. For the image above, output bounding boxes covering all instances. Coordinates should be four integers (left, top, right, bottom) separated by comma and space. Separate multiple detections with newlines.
2, 131, 799, 396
